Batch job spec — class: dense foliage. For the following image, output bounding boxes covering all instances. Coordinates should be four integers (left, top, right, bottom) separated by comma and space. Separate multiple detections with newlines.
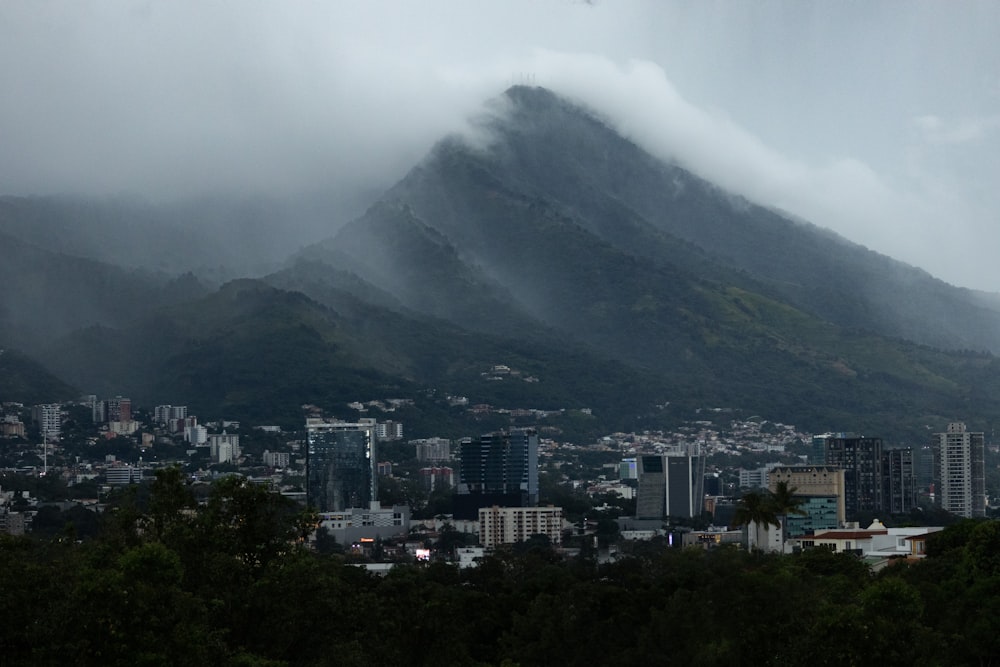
3, 470, 999, 666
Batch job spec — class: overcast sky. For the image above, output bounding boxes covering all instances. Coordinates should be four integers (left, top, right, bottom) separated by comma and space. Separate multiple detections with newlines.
2, 1, 998, 290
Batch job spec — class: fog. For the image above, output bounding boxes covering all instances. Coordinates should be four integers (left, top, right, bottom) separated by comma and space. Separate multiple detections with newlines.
1, 1, 998, 290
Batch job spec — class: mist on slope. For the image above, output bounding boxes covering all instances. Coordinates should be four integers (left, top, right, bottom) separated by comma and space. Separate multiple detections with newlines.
1, 2, 997, 290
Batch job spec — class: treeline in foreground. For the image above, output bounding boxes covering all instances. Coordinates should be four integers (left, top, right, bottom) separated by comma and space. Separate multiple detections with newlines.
3, 470, 1000, 667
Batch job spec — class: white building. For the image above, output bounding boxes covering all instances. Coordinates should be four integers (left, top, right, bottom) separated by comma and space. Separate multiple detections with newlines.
109, 420, 140, 436
478, 505, 563, 548
263, 450, 290, 468
32, 404, 62, 439
376, 421, 403, 441
456, 546, 485, 568
316, 502, 410, 543
413, 437, 451, 462
185, 424, 208, 445
153, 405, 188, 424
106, 465, 143, 485
209, 432, 240, 462
933, 422, 986, 518
790, 520, 944, 562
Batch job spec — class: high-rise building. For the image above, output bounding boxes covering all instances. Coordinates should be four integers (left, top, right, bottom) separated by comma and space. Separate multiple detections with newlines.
105, 396, 131, 423
154, 405, 188, 425
413, 437, 451, 463
419, 466, 454, 492
635, 447, 705, 519
306, 419, 377, 512
31, 404, 62, 439
825, 435, 883, 520
883, 448, 916, 515
933, 422, 985, 518
208, 432, 241, 463
375, 421, 403, 441
453, 428, 538, 520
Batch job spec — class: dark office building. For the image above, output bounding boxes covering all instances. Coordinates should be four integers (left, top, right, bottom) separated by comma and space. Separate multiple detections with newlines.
883, 447, 916, 515
306, 419, 377, 512
635, 451, 705, 520
453, 429, 539, 520
825, 435, 883, 521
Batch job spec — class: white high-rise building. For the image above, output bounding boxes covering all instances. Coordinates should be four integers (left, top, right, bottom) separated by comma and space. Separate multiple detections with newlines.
209, 432, 241, 462
32, 404, 62, 439
933, 422, 986, 518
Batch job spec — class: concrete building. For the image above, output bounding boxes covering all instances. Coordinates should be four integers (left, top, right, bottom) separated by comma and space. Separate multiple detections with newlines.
262, 450, 290, 469
419, 466, 454, 492
413, 438, 451, 463
933, 422, 986, 518
375, 421, 403, 441
106, 465, 143, 485
105, 396, 131, 423
306, 418, 377, 512
185, 424, 208, 445
208, 432, 241, 463
317, 502, 410, 544
478, 505, 563, 548
767, 465, 846, 532
109, 420, 140, 436
153, 405, 188, 425
31, 404, 61, 439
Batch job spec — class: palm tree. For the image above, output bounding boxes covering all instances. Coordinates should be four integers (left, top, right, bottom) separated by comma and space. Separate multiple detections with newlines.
769, 480, 807, 552
732, 491, 780, 552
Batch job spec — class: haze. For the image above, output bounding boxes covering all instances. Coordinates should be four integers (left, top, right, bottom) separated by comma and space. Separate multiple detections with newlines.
1, 1, 998, 290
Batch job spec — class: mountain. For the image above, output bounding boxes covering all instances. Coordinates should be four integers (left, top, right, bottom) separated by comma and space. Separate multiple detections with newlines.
0, 193, 367, 283
8, 85, 1000, 441
284, 85, 1000, 438
0, 231, 208, 352
0, 347, 77, 405
42, 277, 674, 431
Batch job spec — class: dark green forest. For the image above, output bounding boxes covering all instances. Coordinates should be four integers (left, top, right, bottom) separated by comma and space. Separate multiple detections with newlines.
3, 470, 1000, 666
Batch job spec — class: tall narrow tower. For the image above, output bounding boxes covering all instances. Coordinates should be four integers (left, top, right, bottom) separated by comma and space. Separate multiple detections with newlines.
933, 422, 985, 518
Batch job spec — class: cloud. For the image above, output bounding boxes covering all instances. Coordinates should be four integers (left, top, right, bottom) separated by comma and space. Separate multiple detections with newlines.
0, 1, 997, 290
912, 114, 1000, 146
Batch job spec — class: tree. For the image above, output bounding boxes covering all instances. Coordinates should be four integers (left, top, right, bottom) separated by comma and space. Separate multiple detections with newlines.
732, 491, 779, 551
770, 480, 806, 551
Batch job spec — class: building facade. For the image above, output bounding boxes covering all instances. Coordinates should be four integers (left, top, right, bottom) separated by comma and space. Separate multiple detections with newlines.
316, 503, 410, 544
824, 435, 883, 520
635, 448, 705, 520
454, 429, 538, 519
413, 437, 451, 463
306, 419, 377, 512
31, 404, 61, 439
478, 505, 563, 548
883, 447, 917, 515
767, 465, 846, 529
933, 422, 986, 518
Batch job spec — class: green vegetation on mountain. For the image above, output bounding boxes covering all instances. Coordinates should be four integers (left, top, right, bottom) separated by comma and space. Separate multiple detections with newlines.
7, 85, 1000, 441
0, 347, 77, 404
